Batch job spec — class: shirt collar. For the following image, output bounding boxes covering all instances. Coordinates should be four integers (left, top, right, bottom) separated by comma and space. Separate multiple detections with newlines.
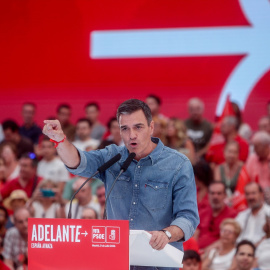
119, 137, 164, 166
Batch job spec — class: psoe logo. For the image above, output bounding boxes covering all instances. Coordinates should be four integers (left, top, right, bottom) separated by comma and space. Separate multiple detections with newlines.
92, 226, 120, 244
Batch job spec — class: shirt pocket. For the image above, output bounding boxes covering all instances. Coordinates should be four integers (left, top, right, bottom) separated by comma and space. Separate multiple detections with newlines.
143, 180, 169, 211
108, 170, 131, 199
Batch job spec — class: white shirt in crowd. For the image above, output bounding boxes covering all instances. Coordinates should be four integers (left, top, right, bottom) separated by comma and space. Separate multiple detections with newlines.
37, 157, 70, 183
236, 204, 270, 244
32, 201, 60, 218
65, 198, 100, 219
256, 238, 270, 269
208, 248, 235, 270
73, 139, 100, 151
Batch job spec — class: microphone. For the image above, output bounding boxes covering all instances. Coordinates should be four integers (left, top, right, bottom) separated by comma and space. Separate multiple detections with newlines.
67, 153, 121, 219
103, 152, 136, 219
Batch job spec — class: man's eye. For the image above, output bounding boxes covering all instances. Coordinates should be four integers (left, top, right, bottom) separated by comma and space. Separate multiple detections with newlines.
121, 127, 127, 131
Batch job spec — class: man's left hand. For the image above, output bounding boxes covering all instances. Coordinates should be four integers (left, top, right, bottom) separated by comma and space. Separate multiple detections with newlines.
148, 231, 170, 250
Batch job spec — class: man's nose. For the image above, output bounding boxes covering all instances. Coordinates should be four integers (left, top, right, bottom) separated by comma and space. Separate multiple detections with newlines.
130, 129, 137, 139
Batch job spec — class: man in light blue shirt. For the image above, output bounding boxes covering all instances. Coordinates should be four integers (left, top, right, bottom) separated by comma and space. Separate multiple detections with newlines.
43, 99, 199, 270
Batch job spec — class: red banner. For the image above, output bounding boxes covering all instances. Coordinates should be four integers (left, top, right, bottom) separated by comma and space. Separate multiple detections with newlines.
28, 218, 129, 270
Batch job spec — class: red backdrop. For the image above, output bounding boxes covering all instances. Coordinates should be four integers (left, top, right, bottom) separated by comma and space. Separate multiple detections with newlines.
0, 0, 269, 129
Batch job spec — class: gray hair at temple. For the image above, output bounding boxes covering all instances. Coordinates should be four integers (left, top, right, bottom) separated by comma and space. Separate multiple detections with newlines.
117, 99, 152, 126
252, 131, 270, 145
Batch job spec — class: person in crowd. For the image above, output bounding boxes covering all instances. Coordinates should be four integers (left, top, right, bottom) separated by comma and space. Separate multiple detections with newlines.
185, 97, 213, 159
245, 131, 270, 203
43, 98, 199, 265
165, 117, 195, 164
258, 116, 270, 134
3, 189, 28, 228
193, 159, 212, 217
206, 116, 249, 165
37, 136, 69, 192
19, 102, 42, 145
202, 218, 241, 270
73, 118, 100, 151
236, 182, 270, 246
81, 206, 98, 219
255, 213, 270, 268
195, 181, 237, 251
85, 102, 106, 141
2, 207, 30, 270
182, 250, 201, 270
214, 141, 250, 211
0, 124, 4, 143
145, 94, 168, 122
0, 142, 19, 181
229, 240, 257, 270
27, 179, 64, 218
0, 206, 8, 253
0, 153, 42, 200
1, 120, 34, 159
96, 184, 106, 219
56, 103, 76, 142
231, 102, 252, 143
60, 177, 100, 219
0, 157, 6, 189
98, 117, 123, 149
152, 117, 167, 144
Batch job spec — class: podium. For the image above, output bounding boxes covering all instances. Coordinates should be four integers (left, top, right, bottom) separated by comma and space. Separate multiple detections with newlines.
28, 218, 183, 269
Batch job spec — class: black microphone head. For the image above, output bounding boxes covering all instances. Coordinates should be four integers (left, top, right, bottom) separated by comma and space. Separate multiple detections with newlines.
98, 153, 121, 173
121, 152, 136, 172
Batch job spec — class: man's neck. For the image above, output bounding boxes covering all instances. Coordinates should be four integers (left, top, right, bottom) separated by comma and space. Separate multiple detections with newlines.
251, 203, 263, 215
225, 132, 237, 142
19, 175, 34, 187
212, 205, 225, 217
24, 122, 34, 128
44, 156, 55, 162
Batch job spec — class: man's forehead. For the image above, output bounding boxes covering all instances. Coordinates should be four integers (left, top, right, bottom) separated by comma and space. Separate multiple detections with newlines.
119, 110, 148, 125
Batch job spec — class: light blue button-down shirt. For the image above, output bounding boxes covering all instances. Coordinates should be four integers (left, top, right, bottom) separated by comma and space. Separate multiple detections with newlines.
66, 138, 199, 255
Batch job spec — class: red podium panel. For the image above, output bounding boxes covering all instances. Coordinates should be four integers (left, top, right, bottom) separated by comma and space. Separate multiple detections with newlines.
28, 218, 129, 270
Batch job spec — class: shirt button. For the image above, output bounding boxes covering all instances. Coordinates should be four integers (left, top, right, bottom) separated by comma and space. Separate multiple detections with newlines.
135, 184, 138, 187
131, 219, 133, 221
155, 186, 158, 188
138, 166, 140, 168
133, 202, 136, 205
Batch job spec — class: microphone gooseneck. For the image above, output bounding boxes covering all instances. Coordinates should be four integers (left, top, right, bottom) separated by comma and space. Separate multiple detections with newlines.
68, 153, 121, 219
103, 153, 136, 219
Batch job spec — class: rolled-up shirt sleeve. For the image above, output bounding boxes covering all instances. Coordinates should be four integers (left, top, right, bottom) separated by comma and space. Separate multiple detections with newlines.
171, 159, 200, 241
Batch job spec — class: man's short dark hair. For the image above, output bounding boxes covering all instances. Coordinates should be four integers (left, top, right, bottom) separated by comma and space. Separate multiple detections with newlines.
193, 159, 213, 187
208, 181, 226, 193
57, 103, 71, 113
147, 94, 162, 106
236, 240, 256, 256
107, 117, 117, 129
20, 152, 39, 167
85, 102, 100, 111
183, 250, 201, 262
2, 119, 19, 132
117, 99, 152, 126
76, 118, 92, 127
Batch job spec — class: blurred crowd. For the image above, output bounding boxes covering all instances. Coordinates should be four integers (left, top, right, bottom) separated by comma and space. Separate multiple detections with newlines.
0, 95, 269, 270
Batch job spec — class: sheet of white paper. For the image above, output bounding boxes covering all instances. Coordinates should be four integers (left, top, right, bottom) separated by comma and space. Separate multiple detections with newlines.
129, 230, 183, 268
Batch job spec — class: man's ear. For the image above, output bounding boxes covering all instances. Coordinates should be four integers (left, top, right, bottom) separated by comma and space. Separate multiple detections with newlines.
150, 120, 154, 136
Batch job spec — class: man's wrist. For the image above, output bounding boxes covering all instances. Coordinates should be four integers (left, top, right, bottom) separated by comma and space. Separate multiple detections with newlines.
160, 229, 172, 240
